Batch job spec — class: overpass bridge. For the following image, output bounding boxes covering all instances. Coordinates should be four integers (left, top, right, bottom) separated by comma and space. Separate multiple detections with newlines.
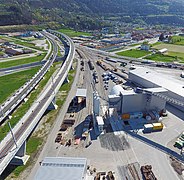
0, 32, 58, 124
0, 30, 75, 175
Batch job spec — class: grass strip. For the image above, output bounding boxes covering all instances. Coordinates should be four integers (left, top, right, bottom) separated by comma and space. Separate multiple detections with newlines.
0, 53, 46, 69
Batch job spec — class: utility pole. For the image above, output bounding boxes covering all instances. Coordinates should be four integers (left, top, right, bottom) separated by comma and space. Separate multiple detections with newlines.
8, 122, 18, 148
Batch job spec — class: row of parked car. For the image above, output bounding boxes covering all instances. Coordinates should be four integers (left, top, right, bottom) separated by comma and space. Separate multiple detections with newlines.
174, 132, 184, 149
102, 72, 122, 90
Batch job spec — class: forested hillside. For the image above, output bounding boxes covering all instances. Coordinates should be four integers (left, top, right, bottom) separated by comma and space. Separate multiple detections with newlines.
0, 0, 184, 28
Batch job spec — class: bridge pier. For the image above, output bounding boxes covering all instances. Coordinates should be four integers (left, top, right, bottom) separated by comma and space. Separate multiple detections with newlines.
47, 97, 58, 110
64, 75, 69, 84
10, 142, 30, 165
70, 65, 74, 70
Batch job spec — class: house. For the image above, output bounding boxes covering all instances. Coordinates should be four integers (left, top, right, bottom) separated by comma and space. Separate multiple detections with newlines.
141, 44, 150, 51
5, 48, 23, 56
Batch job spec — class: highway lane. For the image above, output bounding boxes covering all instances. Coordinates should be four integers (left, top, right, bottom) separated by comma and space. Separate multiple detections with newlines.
0, 32, 58, 124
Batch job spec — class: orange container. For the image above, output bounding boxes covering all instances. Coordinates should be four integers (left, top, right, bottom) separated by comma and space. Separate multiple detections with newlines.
122, 113, 130, 119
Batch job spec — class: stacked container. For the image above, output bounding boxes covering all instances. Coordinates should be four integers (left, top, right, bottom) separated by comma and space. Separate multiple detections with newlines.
122, 113, 130, 120
143, 124, 153, 133
130, 112, 143, 119
152, 122, 163, 131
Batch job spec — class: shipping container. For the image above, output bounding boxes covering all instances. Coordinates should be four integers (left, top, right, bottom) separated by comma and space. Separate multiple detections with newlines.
130, 112, 143, 119
143, 124, 153, 133
122, 113, 130, 119
152, 123, 163, 131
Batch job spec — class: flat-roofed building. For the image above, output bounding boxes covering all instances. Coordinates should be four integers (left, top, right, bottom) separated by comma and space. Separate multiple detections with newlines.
108, 85, 167, 114
34, 157, 87, 180
129, 67, 184, 112
158, 48, 167, 54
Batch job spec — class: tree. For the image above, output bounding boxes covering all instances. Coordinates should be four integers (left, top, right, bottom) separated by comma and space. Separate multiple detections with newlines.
159, 33, 165, 41
168, 36, 172, 43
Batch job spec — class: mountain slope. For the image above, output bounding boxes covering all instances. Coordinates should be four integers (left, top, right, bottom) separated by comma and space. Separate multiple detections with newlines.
0, 0, 184, 28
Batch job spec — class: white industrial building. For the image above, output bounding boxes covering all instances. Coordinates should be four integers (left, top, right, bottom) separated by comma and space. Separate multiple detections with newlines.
129, 67, 184, 112
34, 157, 87, 180
108, 85, 167, 114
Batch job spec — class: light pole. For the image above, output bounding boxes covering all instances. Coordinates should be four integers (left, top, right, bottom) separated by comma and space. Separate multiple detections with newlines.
8, 122, 18, 148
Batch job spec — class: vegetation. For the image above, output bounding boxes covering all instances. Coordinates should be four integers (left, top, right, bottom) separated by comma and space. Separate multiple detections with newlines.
145, 53, 176, 62
170, 36, 184, 45
0, 53, 46, 69
58, 28, 91, 37
9, 62, 77, 178
0, 63, 58, 142
12, 137, 42, 177
116, 49, 150, 58
0, 67, 40, 104
1, 0, 184, 29
167, 52, 184, 62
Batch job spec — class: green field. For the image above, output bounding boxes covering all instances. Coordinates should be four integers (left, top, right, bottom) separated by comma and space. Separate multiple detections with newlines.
167, 51, 184, 62
0, 53, 46, 69
170, 36, 184, 45
145, 53, 176, 62
58, 28, 91, 37
116, 49, 150, 58
0, 67, 40, 104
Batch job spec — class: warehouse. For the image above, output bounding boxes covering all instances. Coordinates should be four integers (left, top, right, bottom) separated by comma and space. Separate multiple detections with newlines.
129, 67, 184, 112
108, 85, 167, 114
75, 88, 87, 105
34, 157, 87, 180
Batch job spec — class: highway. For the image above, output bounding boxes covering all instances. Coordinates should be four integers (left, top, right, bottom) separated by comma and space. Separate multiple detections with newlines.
0, 32, 58, 124
0, 30, 75, 175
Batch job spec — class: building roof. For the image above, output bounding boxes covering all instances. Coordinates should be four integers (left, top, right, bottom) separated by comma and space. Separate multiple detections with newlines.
143, 87, 168, 93
110, 85, 124, 96
96, 116, 104, 125
158, 48, 167, 53
129, 67, 184, 98
76, 89, 87, 97
34, 157, 87, 180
